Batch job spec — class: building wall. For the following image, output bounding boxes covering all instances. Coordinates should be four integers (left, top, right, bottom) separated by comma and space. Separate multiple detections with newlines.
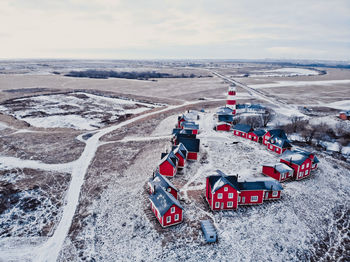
233, 130, 247, 138
176, 153, 185, 168
247, 133, 258, 142
238, 190, 264, 205
210, 185, 239, 210
187, 152, 198, 160
262, 166, 282, 181
162, 204, 183, 227
159, 161, 176, 177
265, 190, 281, 200
217, 124, 231, 131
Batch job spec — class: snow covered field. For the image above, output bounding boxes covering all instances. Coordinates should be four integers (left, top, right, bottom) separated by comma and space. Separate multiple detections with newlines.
249, 67, 321, 77
248, 79, 350, 89
0, 92, 158, 130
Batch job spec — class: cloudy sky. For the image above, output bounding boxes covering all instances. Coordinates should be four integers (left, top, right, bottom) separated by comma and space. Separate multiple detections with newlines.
1, 0, 349, 60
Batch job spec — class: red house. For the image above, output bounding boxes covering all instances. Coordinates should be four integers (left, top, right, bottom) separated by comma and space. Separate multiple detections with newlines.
232, 124, 253, 139
180, 121, 199, 135
263, 129, 292, 154
262, 163, 294, 182
247, 129, 266, 143
280, 149, 320, 180
206, 170, 283, 211
339, 110, 350, 120
175, 136, 200, 161
158, 151, 178, 177
215, 122, 231, 131
149, 186, 183, 227
172, 143, 188, 168
149, 172, 179, 199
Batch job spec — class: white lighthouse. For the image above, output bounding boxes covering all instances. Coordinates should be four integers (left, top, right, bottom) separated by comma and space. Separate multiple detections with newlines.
226, 84, 236, 115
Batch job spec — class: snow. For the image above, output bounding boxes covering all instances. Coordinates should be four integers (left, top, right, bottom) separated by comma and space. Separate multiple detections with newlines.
250, 67, 320, 77
249, 79, 350, 89
327, 100, 350, 110
0, 121, 9, 130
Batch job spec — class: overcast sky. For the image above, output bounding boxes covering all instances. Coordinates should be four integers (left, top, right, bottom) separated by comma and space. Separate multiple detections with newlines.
1, 0, 349, 60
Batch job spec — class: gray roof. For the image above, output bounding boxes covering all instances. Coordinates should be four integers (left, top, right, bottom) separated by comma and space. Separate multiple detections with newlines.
172, 143, 188, 159
264, 163, 293, 173
268, 136, 292, 148
149, 186, 183, 216
217, 107, 234, 115
160, 151, 178, 168
233, 124, 253, 133
182, 122, 199, 130
281, 149, 317, 165
237, 180, 283, 191
253, 129, 267, 137
149, 172, 179, 192
267, 129, 288, 140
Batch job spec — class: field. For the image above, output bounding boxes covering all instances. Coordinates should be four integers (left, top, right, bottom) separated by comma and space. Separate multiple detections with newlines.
0, 60, 349, 262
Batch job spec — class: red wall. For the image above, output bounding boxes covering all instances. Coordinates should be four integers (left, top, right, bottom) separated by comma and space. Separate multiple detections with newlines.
238, 190, 264, 205
265, 190, 281, 200
175, 153, 185, 168
217, 124, 231, 131
187, 152, 198, 160
159, 161, 176, 177
233, 130, 247, 138
262, 166, 281, 181
247, 132, 258, 142
228, 91, 236, 95
207, 183, 239, 210
162, 204, 183, 227
227, 100, 236, 105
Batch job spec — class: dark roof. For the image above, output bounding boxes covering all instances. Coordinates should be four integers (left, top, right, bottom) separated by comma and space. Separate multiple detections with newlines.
252, 129, 267, 137
172, 128, 194, 135
174, 132, 197, 140
280, 149, 315, 165
181, 121, 199, 130
172, 143, 188, 159
149, 186, 183, 216
217, 107, 234, 115
313, 155, 320, 164
266, 129, 287, 140
176, 137, 200, 152
340, 110, 350, 116
208, 170, 240, 192
233, 124, 253, 133
268, 137, 292, 148
160, 151, 178, 168
218, 114, 234, 122
237, 181, 283, 191
149, 172, 179, 192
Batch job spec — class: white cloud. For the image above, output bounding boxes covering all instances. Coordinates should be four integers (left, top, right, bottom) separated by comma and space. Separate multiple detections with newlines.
0, 0, 349, 59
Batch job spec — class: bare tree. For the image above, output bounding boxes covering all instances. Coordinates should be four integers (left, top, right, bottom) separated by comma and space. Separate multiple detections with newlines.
261, 109, 275, 127
232, 116, 241, 125
244, 116, 263, 128
290, 115, 304, 132
301, 126, 315, 144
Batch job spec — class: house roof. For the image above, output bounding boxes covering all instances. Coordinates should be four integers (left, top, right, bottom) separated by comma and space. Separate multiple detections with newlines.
208, 174, 240, 193
176, 137, 200, 152
218, 114, 234, 122
264, 162, 293, 173
340, 110, 350, 116
149, 172, 179, 192
149, 186, 183, 216
160, 151, 178, 168
181, 121, 199, 130
313, 155, 320, 164
252, 129, 267, 137
172, 143, 188, 159
268, 136, 292, 148
216, 122, 232, 126
172, 128, 194, 135
217, 107, 234, 115
266, 129, 288, 140
233, 124, 253, 133
280, 149, 315, 165
237, 180, 283, 191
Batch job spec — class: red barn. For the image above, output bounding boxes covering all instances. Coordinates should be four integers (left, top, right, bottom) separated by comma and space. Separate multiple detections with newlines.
215, 122, 231, 131
149, 186, 183, 227
172, 143, 188, 168
262, 163, 294, 182
280, 149, 319, 180
206, 170, 283, 211
149, 172, 179, 199
232, 124, 253, 139
158, 151, 178, 177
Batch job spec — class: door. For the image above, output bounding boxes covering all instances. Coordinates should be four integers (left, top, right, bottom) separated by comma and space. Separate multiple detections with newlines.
265, 192, 269, 200
242, 197, 245, 203
221, 203, 224, 209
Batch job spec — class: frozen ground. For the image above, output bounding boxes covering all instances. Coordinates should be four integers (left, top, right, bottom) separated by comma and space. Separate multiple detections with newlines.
248, 79, 350, 89
0, 92, 158, 130
249, 67, 320, 77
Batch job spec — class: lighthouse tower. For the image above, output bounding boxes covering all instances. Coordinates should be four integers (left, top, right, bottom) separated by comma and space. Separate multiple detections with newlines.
226, 84, 236, 115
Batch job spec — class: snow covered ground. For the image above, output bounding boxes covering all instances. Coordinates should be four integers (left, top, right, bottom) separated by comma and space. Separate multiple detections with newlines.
0, 92, 158, 130
248, 79, 350, 89
249, 67, 320, 77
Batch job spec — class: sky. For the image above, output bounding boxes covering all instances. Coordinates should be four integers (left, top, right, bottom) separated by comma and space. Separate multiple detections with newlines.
0, 0, 349, 60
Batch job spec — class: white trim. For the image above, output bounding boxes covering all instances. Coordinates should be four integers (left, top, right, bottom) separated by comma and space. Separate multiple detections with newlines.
217, 193, 223, 199
166, 216, 171, 223
224, 187, 228, 192
171, 207, 175, 214
175, 214, 179, 221
272, 191, 278, 197
228, 193, 234, 199
227, 201, 233, 208
215, 202, 220, 208
251, 196, 258, 202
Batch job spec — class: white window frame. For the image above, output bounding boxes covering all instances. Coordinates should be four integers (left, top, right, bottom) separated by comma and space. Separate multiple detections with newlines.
167, 216, 171, 223
306, 163, 310, 168
305, 170, 309, 175
171, 207, 175, 214
215, 202, 220, 208
272, 191, 278, 197
217, 193, 223, 199
228, 193, 233, 199
251, 196, 258, 202
248, 135, 251, 138
175, 214, 179, 221
281, 173, 285, 179
227, 201, 233, 208
224, 187, 228, 192
301, 164, 305, 169
158, 212, 161, 219
299, 171, 304, 177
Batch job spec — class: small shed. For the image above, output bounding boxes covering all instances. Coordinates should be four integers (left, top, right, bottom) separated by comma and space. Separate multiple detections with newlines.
201, 220, 217, 243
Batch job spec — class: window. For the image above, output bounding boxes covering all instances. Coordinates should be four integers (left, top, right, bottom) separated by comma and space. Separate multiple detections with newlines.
272, 191, 278, 197
305, 170, 309, 175
248, 135, 251, 138
228, 193, 234, 199
218, 193, 223, 199
241, 197, 245, 203
299, 172, 304, 178
175, 214, 179, 221
251, 196, 258, 202
224, 187, 228, 192
215, 202, 220, 208
227, 202, 233, 208
167, 216, 171, 223
301, 164, 305, 169
306, 163, 310, 168
238, 196, 241, 202
171, 207, 175, 214
282, 173, 285, 179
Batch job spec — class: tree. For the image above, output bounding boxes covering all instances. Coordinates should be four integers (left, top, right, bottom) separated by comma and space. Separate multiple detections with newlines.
261, 109, 274, 127
244, 116, 263, 129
